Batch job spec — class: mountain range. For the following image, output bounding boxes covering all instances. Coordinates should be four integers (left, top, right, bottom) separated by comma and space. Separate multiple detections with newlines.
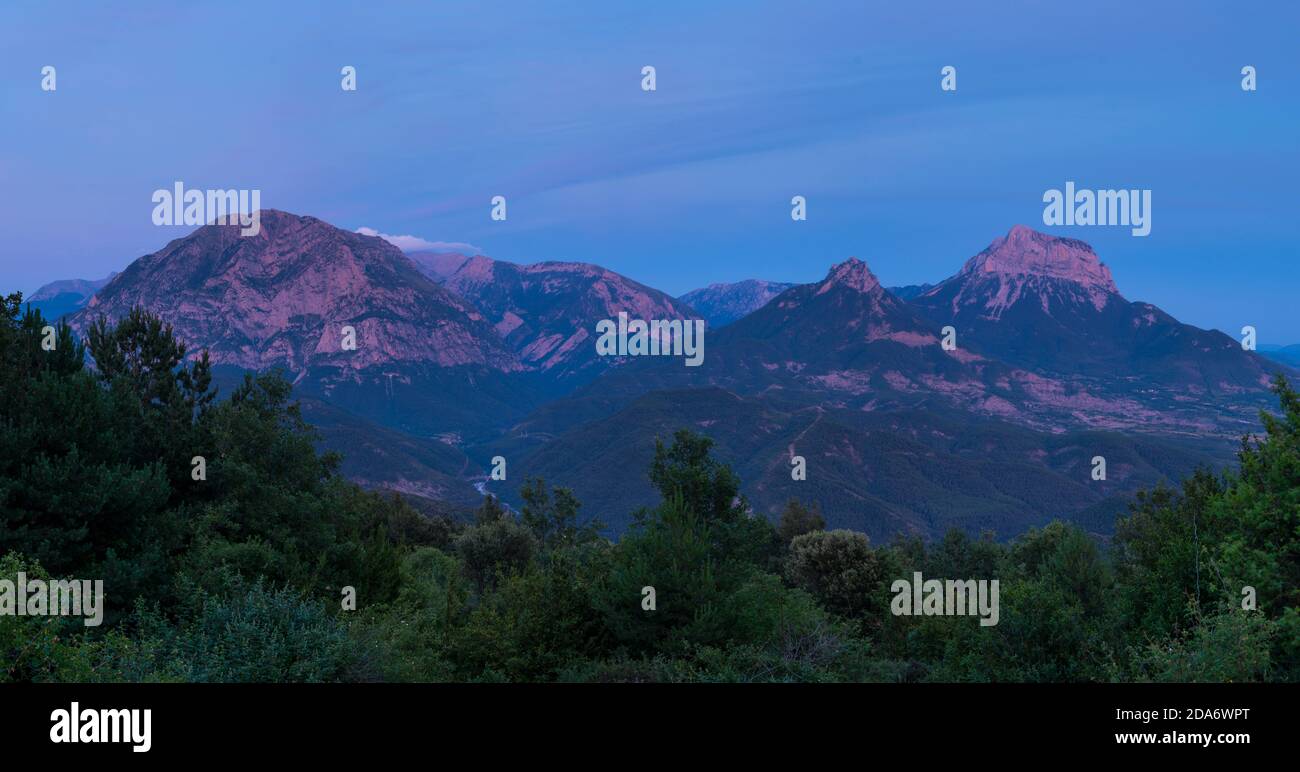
911, 226, 1276, 405
679, 279, 796, 328
1260, 344, 1300, 369
67, 210, 532, 444
410, 250, 696, 388
34, 212, 1295, 539
27, 272, 116, 321
483, 236, 1279, 536
678, 278, 937, 327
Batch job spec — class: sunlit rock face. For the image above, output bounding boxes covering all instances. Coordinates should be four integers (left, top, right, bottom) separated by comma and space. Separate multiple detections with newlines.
910, 225, 1283, 421
71, 210, 521, 375
409, 250, 697, 383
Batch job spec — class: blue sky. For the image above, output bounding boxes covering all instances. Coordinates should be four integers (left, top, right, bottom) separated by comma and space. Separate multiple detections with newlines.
2, 0, 1297, 340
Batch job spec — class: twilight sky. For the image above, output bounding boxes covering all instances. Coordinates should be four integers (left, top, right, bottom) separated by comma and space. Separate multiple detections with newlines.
2, 0, 1297, 340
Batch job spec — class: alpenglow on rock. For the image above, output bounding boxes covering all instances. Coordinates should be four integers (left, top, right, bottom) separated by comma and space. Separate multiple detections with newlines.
408, 250, 697, 382
69, 210, 521, 375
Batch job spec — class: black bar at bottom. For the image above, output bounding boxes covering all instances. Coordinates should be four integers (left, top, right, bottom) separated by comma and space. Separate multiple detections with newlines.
0, 683, 1286, 759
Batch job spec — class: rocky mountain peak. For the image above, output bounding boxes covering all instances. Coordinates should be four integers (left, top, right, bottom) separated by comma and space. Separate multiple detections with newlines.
817, 257, 882, 296
962, 225, 1118, 295
70, 210, 520, 374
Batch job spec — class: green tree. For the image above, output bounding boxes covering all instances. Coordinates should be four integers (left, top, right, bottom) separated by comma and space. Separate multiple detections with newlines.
1208, 374, 1300, 676
785, 530, 886, 623
647, 429, 746, 523
595, 494, 726, 654
519, 477, 602, 549
777, 498, 825, 547
453, 515, 537, 593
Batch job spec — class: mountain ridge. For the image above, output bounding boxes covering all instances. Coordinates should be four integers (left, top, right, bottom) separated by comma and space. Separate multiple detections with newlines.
69, 210, 522, 375
408, 248, 698, 384
33, 213, 1293, 540
678, 279, 797, 328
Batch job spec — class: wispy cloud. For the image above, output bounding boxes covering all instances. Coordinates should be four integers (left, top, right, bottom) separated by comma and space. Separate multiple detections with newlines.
355, 227, 480, 254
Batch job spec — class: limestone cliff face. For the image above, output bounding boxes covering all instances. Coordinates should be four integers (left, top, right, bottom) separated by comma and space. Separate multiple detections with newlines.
409, 250, 697, 380
953, 223, 1119, 315
912, 225, 1280, 406
70, 210, 521, 376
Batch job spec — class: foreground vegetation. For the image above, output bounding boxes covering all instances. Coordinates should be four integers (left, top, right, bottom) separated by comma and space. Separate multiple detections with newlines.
2, 295, 1296, 682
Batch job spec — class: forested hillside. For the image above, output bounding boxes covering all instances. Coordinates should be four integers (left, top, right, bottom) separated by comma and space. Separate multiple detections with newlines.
3, 295, 1295, 682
